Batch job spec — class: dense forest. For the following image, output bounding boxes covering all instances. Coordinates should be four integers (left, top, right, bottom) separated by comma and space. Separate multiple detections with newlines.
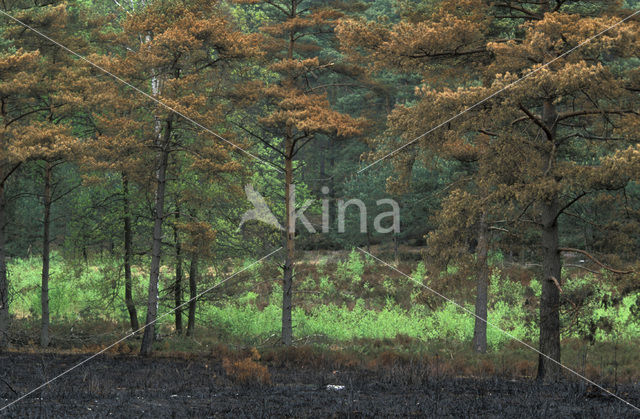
1, 0, 640, 415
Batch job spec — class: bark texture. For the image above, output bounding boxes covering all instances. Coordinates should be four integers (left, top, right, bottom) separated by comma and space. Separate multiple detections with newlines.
40, 162, 52, 348
537, 98, 562, 381
537, 195, 562, 381
472, 214, 489, 353
281, 137, 294, 346
0, 184, 9, 349
186, 253, 198, 337
173, 211, 183, 333
122, 174, 139, 332
140, 120, 171, 356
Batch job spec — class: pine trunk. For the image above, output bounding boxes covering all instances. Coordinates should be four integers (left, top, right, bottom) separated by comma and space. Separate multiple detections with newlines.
472, 213, 489, 353
40, 161, 52, 348
280, 16, 298, 347
537, 196, 562, 381
281, 143, 294, 346
122, 174, 139, 331
140, 120, 171, 356
537, 98, 562, 381
173, 211, 183, 333
0, 183, 9, 349
186, 253, 198, 337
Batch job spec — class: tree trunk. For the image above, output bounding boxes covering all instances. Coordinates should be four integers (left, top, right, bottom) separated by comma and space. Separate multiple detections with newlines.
122, 174, 139, 331
186, 252, 198, 337
140, 120, 171, 356
537, 98, 562, 381
280, 15, 299, 347
537, 195, 562, 381
173, 210, 183, 333
0, 183, 9, 349
282, 143, 294, 346
393, 233, 398, 264
41, 161, 52, 348
472, 213, 489, 353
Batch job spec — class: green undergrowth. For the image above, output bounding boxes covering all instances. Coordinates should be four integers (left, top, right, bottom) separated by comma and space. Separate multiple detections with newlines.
6, 250, 640, 352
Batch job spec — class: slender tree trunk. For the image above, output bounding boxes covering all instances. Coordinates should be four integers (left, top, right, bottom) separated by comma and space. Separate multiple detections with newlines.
537, 98, 562, 381
122, 174, 139, 331
0, 183, 9, 349
282, 143, 294, 346
393, 233, 398, 264
472, 213, 489, 353
140, 120, 171, 356
319, 138, 326, 180
41, 161, 52, 348
186, 252, 198, 337
281, 22, 297, 346
173, 210, 183, 333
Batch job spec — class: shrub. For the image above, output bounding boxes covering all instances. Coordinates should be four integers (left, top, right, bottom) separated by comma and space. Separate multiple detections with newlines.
222, 347, 271, 385
336, 249, 365, 283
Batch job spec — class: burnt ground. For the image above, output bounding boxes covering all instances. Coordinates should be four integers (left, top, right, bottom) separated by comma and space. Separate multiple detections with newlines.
0, 352, 639, 418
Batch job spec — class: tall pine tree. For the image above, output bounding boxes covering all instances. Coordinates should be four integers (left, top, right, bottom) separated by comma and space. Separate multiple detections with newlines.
234, 0, 364, 345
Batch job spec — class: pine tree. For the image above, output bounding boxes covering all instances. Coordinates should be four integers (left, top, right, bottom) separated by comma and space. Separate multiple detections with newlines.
0, 47, 43, 348
234, 0, 364, 345
85, 0, 258, 355
342, 0, 640, 379
338, 0, 495, 353
79, 61, 148, 333
0, 1, 84, 347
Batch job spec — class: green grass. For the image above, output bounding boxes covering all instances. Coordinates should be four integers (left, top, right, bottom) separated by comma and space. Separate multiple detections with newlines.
7, 250, 640, 351
8, 253, 148, 323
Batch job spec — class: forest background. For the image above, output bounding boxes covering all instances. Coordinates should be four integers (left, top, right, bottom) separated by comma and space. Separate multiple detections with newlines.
1, 0, 640, 384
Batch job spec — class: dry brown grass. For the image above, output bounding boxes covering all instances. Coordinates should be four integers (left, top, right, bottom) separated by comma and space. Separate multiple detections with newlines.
222, 347, 271, 385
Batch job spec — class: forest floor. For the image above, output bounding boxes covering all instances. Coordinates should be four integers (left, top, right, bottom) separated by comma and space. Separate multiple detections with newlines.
1, 351, 639, 418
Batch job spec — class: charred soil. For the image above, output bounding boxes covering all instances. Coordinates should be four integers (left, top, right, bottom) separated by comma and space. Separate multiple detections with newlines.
1, 352, 639, 417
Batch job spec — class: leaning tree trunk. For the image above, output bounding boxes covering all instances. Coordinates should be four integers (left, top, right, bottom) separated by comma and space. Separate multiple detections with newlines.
173, 210, 183, 333
281, 137, 294, 346
537, 195, 562, 381
186, 252, 198, 337
40, 161, 52, 348
0, 183, 9, 349
122, 174, 139, 331
472, 213, 489, 353
140, 120, 171, 356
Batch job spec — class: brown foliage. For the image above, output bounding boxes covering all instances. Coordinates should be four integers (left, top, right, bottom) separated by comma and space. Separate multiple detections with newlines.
222, 347, 271, 385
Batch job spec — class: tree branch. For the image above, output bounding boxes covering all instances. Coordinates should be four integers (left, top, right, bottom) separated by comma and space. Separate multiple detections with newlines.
550, 276, 563, 293
564, 264, 602, 276
1, 162, 21, 186
518, 104, 553, 141
554, 191, 587, 222
559, 248, 633, 275
557, 109, 638, 122
478, 129, 498, 137
230, 121, 286, 159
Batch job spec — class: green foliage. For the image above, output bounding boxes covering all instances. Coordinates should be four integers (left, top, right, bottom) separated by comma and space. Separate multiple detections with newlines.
318, 275, 335, 295
336, 249, 366, 283
561, 273, 640, 342
8, 254, 147, 323
7, 255, 640, 349
2, 0, 639, 361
